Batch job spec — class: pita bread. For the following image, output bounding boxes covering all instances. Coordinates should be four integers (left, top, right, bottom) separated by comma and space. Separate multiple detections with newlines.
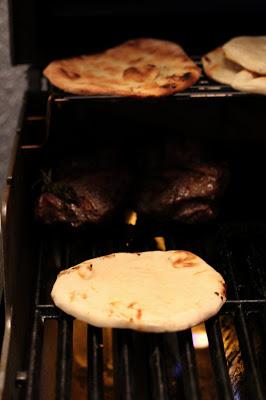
202, 47, 266, 94
223, 36, 266, 75
43, 39, 201, 97
232, 69, 266, 95
51, 250, 226, 333
201, 47, 242, 86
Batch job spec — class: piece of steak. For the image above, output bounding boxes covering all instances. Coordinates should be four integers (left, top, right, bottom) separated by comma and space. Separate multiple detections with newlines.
35, 170, 131, 227
137, 162, 229, 223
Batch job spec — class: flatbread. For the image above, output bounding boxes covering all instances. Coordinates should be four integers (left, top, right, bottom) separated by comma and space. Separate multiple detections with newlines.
223, 36, 266, 75
51, 250, 226, 332
43, 39, 201, 97
202, 47, 266, 94
201, 47, 242, 86
232, 69, 266, 95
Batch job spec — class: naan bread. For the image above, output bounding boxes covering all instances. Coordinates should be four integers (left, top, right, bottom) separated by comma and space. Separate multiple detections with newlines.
43, 39, 201, 97
201, 47, 242, 86
51, 250, 226, 332
202, 47, 266, 94
223, 36, 266, 75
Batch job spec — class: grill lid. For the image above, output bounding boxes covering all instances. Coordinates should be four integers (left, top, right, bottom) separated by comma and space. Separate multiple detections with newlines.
8, 0, 266, 66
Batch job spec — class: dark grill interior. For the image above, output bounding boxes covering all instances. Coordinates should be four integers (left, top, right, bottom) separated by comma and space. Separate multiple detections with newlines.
9, 1, 266, 65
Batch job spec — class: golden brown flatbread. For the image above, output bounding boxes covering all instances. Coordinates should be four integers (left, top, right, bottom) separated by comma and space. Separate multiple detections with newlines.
43, 39, 201, 97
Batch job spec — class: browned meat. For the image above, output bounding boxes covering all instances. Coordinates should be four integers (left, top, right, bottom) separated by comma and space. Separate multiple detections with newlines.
174, 201, 217, 223
35, 170, 131, 227
137, 162, 229, 223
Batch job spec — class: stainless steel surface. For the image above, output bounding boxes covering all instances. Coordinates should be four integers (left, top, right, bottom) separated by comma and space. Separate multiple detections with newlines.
0, 0, 26, 189
0, 0, 26, 297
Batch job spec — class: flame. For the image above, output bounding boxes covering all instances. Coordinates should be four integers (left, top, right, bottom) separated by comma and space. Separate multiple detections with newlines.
125, 210, 137, 226
192, 324, 209, 349
154, 236, 166, 251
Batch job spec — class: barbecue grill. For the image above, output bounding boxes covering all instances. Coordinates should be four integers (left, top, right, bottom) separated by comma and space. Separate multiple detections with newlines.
1, 1, 266, 399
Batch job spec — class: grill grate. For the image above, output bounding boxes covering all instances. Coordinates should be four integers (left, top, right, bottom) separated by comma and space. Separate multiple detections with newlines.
87, 327, 104, 400
22, 223, 266, 399
205, 318, 233, 400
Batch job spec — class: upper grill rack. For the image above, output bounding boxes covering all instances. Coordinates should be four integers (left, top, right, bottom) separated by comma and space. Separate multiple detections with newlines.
22, 222, 266, 400
48, 58, 254, 102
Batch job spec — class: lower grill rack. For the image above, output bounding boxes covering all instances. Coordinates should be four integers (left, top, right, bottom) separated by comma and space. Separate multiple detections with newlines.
23, 303, 266, 400
20, 223, 266, 399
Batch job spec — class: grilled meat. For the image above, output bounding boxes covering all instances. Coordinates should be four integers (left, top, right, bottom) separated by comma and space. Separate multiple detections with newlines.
35, 170, 131, 228
137, 162, 229, 223
173, 201, 217, 223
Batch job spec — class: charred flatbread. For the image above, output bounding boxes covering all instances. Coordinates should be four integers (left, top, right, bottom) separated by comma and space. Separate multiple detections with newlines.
43, 39, 201, 97
51, 250, 226, 332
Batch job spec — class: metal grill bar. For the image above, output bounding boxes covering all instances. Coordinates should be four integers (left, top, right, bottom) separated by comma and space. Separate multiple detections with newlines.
87, 326, 104, 400
25, 311, 44, 400
217, 242, 240, 301
248, 243, 266, 299
260, 309, 266, 348
113, 329, 135, 400
56, 317, 73, 400
234, 305, 266, 400
177, 330, 201, 400
205, 317, 234, 400
148, 335, 169, 400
